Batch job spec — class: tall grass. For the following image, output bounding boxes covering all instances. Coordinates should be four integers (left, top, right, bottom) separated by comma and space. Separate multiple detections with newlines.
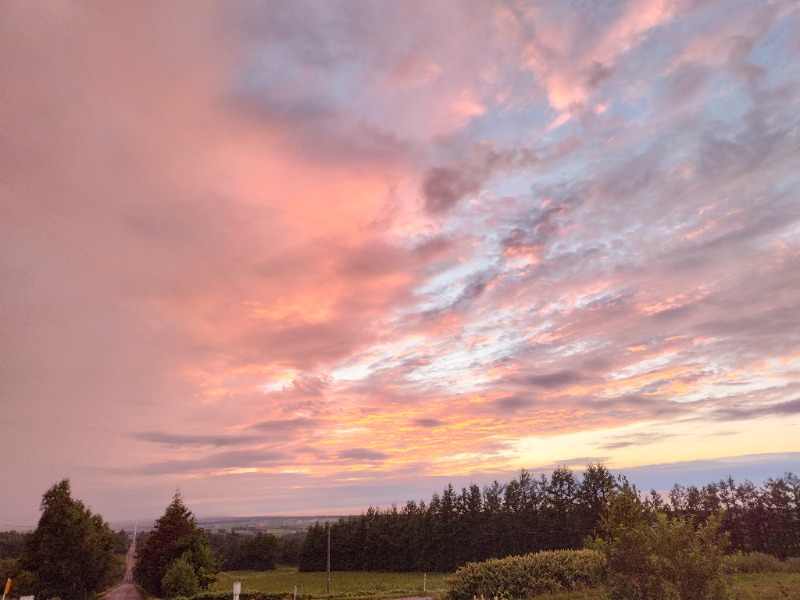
724, 552, 800, 574
727, 573, 800, 600
211, 568, 447, 597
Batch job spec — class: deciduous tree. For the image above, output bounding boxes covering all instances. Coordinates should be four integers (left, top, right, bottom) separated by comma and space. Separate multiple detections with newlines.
599, 485, 729, 600
21, 479, 120, 600
161, 555, 199, 599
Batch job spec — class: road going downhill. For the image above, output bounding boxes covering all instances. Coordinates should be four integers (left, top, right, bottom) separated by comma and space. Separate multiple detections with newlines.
101, 539, 143, 600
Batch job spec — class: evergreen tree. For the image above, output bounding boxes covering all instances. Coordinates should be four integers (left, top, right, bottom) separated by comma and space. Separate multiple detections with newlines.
21, 479, 120, 600
278, 531, 305, 566
298, 522, 328, 572
207, 532, 278, 571
134, 492, 219, 596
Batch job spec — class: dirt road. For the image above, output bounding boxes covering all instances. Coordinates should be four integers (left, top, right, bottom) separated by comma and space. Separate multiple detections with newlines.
101, 540, 143, 600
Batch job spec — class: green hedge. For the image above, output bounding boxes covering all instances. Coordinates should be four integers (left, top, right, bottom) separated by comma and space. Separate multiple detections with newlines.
445, 549, 606, 600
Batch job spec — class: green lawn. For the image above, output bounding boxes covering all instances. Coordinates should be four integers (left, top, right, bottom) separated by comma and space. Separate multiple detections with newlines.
211, 570, 800, 600
212, 568, 448, 597
513, 573, 800, 600
726, 572, 800, 600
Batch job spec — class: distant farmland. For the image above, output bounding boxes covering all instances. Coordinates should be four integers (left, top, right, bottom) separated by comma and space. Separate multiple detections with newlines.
115, 515, 337, 537
196, 516, 339, 537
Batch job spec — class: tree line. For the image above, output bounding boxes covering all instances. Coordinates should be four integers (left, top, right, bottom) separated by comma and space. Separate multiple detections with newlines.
205, 531, 304, 571
655, 473, 800, 559
298, 466, 800, 572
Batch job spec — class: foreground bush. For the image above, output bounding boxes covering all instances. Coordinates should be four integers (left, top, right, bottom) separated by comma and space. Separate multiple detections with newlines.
599, 487, 729, 600
445, 549, 605, 600
163, 556, 200, 598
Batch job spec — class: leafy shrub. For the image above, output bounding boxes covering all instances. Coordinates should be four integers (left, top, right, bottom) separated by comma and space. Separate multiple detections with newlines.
0, 558, 19, 582
162, 557, 200, 599
599, 488, 729, 600
445, 549, 605, 600
0, 564, 37, 598
723, 551, 785, 574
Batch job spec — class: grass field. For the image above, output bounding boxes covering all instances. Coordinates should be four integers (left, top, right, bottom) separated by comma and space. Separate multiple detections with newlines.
507, 573, 800, 600
212, 568, 448, 597
211, 569, 800, 600
726, 572, 800, 599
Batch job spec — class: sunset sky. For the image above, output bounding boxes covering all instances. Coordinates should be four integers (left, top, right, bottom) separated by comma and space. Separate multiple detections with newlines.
2, 1, 799, 528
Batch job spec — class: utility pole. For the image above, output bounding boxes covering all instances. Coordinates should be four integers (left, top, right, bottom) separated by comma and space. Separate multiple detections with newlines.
326, 522, 331, 596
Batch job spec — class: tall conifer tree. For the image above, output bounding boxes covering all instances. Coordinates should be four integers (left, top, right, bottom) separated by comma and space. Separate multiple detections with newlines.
134, 492, 218, 596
